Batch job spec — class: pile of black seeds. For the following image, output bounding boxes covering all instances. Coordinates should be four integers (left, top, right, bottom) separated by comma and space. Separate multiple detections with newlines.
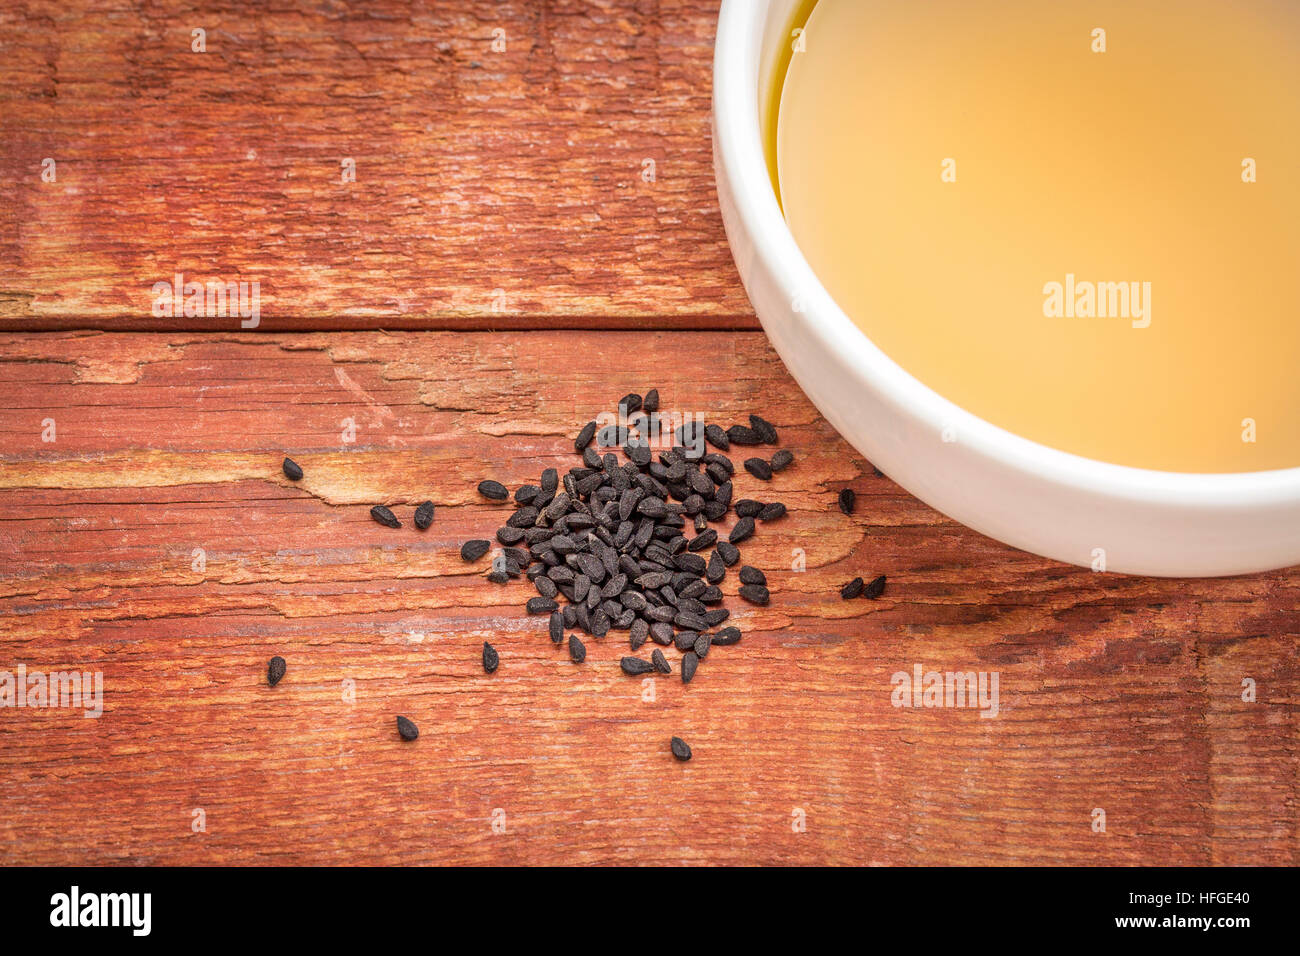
462, 392, 792, 687
275, 397, 892, 758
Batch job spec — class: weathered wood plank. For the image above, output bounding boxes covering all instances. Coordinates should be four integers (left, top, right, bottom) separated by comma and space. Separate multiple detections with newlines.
0, 0, 755, 330
0, 331, 1295, 864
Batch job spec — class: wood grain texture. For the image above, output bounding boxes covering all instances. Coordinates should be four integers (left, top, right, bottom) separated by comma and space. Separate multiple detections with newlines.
0, 0, 755, 330
0, 331, 1296, 865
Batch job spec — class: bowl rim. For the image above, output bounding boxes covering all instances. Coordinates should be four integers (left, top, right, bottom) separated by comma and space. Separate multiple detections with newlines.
713, 0, 1300, 509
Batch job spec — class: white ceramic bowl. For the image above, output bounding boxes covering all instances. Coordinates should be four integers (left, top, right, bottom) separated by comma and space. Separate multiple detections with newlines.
712, 0, 1300, 577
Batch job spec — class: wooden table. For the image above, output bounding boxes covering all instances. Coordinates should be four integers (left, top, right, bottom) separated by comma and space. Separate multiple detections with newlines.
1, 1, 1295, 866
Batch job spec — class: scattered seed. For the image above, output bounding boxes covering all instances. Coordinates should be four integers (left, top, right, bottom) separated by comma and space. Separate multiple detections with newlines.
739, 566, 767, 586
549, 611, 564, 644
396, 715, 419, 741
670, 736, 692, 761
620, 656, 654, 676
414, 500, 435, 530
838, 488, 856, 515
643, 389, 660, 413
704, 424, 730, 451
770, 449, 794, 471
461, 539, 491, 561
681, 651, 699, 684
738, 584, 770, 605
282, 458, 303, 481
575, 420, 597, 452
757, 501, 786, 521
749, 415, 779, 444
863, 574, 887, 599
744, 458, 773, 480
478, 480, 509, 501
729, 517, 756, 544
841, 577, 864, 599
267, 656, 286, 686
370, 505, 401, 528
526, 597, 558, 614
569, 633, 586, 663
693, 632, 712, 658
726, 424, 762, 446
482, 642, 500, 673
716, 541, 740, 566
651, 648, 671, 673
712, 626, 742, 646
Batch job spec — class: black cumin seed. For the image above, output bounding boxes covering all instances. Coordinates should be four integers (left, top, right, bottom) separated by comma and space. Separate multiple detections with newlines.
630, 618, 649, 650
706, 550, 726, 584
726, 424, 762, 446
650, 622, 675, 645
535, 575, 558, 600
734, 499, 763, 518
487, 569, 509, 584
841, 577, 864, 599
651, 648, 671, 674
738, 584, 770, 605
674, 630, 697, 651
497, 526, 525, 545
739, 566, 766, 586
757, 501, 787, 521
576, 420, 597, 452
414, 500, 435, 529
526, 597, 558, 614
549, 611, 564, 644
749, 414, 779, 444
770, 449, 794, 472
838, 488, 856, 515
643, 389, 660, 413
396, 715, 419, 741
681, 651, 699, 684
863, 574, 887, 599
282, 458, 303, 481
687, 528, 717, 552
620, 656, 654, 676
625, 442, 651, 466
694, 633, 712, 658
670, 736, 692, 761
704, 424, 730, 451
744, 458, 773, 481
712, 626, 742, 646
478, 480, 509, 501
370, 505, 401, 528
716, 540, 740, 566
619, 392, 643, 414
267, 655, 286, 686
569, 633, 586, 663
482, 642, 500, 673
729, 516, 756, 544
461, 539, 491, 561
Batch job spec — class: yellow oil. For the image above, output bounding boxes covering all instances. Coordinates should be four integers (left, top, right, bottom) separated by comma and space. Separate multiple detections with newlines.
776, 0, 1300, 473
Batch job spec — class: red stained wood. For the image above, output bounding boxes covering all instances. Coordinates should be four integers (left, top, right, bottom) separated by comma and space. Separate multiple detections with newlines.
0, 0, 755, 330
0, 332, 1296, 865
